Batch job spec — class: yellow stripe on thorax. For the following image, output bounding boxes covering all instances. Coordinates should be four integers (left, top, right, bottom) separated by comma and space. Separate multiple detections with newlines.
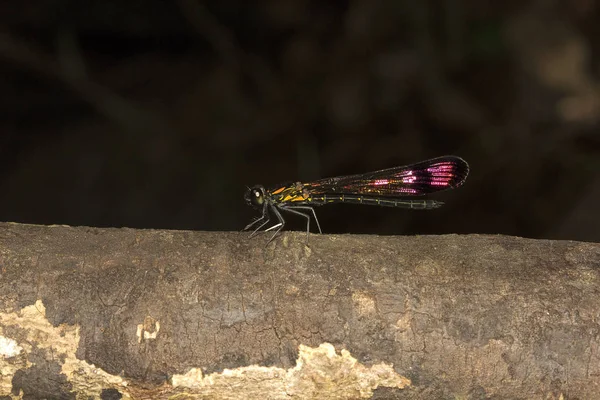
281, 193, 307, 202
271, 187, 287, 195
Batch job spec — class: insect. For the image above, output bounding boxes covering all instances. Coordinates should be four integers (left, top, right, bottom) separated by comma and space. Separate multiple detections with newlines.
243, 155, 469, 243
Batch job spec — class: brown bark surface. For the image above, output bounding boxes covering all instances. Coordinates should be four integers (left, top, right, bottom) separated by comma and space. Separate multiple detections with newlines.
0, 222, 599, 399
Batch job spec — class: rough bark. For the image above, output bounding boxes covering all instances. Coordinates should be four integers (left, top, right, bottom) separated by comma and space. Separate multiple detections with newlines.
0, 222, 599, 399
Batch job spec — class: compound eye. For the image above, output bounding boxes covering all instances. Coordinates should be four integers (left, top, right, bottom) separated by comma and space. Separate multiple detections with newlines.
252, 188, 264, 206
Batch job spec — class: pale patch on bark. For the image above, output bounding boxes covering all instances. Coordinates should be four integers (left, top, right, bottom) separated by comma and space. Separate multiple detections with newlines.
172, 342, 410, 399
136, 315, 160, 343
0, 300, 129, 398
352, 291, 377, 317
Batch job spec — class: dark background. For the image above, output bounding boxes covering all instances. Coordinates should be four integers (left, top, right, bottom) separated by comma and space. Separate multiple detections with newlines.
0, 0, 598, 242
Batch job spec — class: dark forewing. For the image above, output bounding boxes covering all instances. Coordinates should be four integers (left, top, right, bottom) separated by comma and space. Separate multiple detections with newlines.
305, 156, 469, 197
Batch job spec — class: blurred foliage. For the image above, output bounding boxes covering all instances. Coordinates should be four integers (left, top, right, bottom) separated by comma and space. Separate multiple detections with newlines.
0, 0, 598, 241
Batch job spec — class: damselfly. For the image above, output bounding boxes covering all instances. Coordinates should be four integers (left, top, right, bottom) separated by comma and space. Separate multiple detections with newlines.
243, 155, 469, 243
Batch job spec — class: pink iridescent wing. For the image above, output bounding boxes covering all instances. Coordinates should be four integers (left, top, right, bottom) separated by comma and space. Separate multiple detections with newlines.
305, 156, 469, 197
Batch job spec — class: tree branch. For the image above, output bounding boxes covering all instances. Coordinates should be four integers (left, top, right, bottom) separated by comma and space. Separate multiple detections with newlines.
0, 222, 598, 399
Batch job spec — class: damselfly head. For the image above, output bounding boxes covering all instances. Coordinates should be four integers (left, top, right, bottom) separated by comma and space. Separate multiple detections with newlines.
244, 185, 266, 209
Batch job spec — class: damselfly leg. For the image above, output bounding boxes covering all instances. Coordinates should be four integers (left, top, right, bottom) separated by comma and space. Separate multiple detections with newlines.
243, 214, 266, 231
246, 205, 321, 244
282, 206, 322, 237
263, 204, 285, 243
274, 206, 316, 242
242, 203, 270, 236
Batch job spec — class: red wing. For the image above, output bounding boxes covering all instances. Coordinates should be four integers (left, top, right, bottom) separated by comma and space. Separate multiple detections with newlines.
305, 156, 469, 197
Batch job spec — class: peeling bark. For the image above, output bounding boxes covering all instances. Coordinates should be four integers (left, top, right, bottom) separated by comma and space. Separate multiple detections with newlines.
0, 222, 599, 399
